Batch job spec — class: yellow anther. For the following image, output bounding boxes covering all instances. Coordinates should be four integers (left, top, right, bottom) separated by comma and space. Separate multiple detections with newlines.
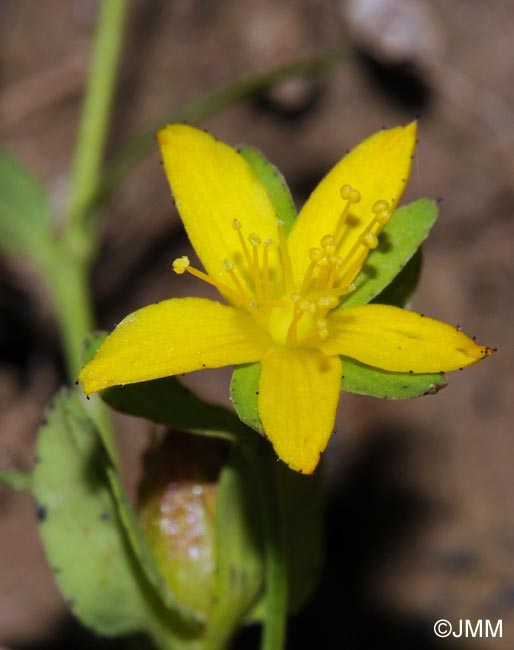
331, 255, 343, 268
264, 237, 273, 248
299, 299, 311, 312
321, 234, 335, 249
222, 258, 234, 271
309, 247, 323, 261
372, 200, 390, 213
291, 293, 300, 303
359, 232, 379, 249
232, 219, 241, 230
307, 302, 318, 315
350, 189, 361, 203
316, 318, 329, 341
374, 210, 391, 225
248, 233, 261, 246
317, 256, 329, 268
172, 256, 190, 274
340, 184, 354, 200
318, 295, 339, 309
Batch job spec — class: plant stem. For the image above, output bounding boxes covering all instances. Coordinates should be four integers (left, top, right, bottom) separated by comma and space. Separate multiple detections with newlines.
67, 0, 130, 233
93, 51, 343, 209
259, 444, 288, 650
49, 0, 129, 382
45, 253, 94, 379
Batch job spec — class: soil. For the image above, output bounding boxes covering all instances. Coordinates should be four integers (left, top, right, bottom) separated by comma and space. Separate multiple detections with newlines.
1, 0, 513, 648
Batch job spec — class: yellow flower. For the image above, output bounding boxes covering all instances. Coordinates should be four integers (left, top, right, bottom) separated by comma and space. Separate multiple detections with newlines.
79, 123, 493, 474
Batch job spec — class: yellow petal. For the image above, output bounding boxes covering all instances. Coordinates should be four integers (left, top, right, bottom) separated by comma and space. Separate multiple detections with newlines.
158, 124, 279, 298
258, 346, 342, 474
79, 298, 269, 394
287, 123, 417, 281
321, 304, 494, 372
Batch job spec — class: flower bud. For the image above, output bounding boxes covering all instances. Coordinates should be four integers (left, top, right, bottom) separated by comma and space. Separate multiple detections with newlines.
138, 431, 225, 617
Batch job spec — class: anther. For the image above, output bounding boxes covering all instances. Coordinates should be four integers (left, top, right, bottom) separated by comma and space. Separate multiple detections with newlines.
318, 295, 339, 309
340, 185, 361, 203
264, 237, 273, 248
232, 219, 241, 230
173, 256, 190, 274
222, 258, 234, 271
307, 302, 318, 315
309, 247, 323, 261
340, 184, 353, 200
299, 299, 311, 312
248, 233, 261, 246
374, 209, 391, 225
372, 200, 390, 213
321, 234, 335, 249
350, 189, 361, 203
359, 232, 378, 249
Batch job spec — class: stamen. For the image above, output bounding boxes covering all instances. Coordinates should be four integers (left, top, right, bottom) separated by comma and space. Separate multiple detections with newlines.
277, 220, 294, 293
300, 258, 318, 296
172, 256, 190, 274
262, 238, 273, 299
222, 258, 248, 301
233, 220, 254, 273
316, 318, 329, 341
335, 184, 361, 245
173, 256, 242, 303
358, 232, 378, 249
248, 233, 263, 300
372, 200, 389, 213
286, 307, 304, 346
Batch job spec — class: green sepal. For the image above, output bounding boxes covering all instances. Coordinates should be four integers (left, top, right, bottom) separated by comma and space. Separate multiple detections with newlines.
372, 248, 422, 308
205, 445, 265, 644
230, 362, 263, 434
83, 333, 249, 444
32, 389, 200, 644
0, 149, 54, 261
245, 461, 324, 622
342, 199, 437, 308
342, 358, 448, 398
238, 145, 296, 234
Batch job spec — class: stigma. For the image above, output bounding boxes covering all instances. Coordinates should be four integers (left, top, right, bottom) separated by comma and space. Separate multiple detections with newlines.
172, 184, 392, 347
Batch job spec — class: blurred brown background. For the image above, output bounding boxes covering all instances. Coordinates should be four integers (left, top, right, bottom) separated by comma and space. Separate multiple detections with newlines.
1, 0, 513, 648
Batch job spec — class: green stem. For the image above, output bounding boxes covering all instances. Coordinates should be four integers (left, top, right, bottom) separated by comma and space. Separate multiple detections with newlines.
92, 51, 343, 210
45, 254, 94, 379
259, 444, 288, 650
67, 0, 130, 232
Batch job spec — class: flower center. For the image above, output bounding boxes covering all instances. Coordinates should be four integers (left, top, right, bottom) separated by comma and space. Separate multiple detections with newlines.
173, 185, 392, 347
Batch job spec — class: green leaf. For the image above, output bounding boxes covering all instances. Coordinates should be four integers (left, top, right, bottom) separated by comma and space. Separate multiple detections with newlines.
342, 199, 437, 308
205, 445, 265, 645
0, 150, 54, 258
372, 248, 422, 308
230, 363, 263, 434
32, 389, 198, 644
0, 469, 32, 493
342, 358, 448, 399
238, 145, 296, 234
83, 333, 250, 444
